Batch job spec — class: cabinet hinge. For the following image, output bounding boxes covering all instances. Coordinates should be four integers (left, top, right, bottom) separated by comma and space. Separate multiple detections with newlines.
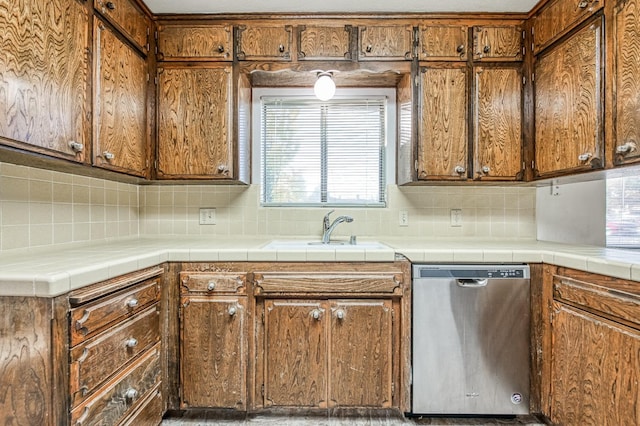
522, 76, 526, 86
261, 384, 265, 397
154, 76, 158, 85
154, 159, 158, 170
414, 160, 419, 172
146, 73, 150, 83
522, 30, 526, 40
391, 382, 395, 397
522, 46, 526, 56
531, 73, 535, 83
154, 30, 158, 40
261, 311, 265, 324
414, 75, 419, 87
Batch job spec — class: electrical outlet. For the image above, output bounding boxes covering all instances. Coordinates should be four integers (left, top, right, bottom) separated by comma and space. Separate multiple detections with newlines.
450, 209, 462, 227
399, 210, 409, 227
199, 208, 216, 225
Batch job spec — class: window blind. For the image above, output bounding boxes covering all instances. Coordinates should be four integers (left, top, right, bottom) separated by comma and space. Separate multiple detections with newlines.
607, 176, 640, 247
260, 97, 386, 206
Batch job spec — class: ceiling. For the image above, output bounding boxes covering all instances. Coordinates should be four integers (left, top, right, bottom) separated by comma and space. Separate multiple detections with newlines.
143, 0, 539, 15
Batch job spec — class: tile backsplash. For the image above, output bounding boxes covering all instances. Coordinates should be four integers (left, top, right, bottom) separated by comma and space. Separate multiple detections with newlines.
0, 161, 536, 253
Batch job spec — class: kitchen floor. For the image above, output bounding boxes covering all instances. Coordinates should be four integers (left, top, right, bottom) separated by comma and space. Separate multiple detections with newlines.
161, 410, 547, 425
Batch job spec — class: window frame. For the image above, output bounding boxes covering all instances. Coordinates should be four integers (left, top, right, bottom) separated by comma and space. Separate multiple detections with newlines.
251, 87, 396, 207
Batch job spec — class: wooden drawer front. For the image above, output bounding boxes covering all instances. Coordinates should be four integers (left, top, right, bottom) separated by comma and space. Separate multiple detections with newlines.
180, 272, 246, 294
532, 0, 603, 54
157, 24, 233, 61
70, 277, 160, 346
94, 0, 150, 52
70, 306, 159, 405
298, 25, 353, 60
71, 344, 161, 425
553, 275, 640, 328
419, 24, 468, 61
237, 25, 292, 61
254, 272, 402, 295
359, 25, 413, 60
120, 385, 162, 426
472, 25, 523, 61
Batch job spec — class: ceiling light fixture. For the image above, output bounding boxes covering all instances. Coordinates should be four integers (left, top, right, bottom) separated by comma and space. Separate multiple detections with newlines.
313, 71, 336, 101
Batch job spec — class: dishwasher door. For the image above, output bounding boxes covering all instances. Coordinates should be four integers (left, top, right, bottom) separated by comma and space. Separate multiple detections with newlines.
412, 264, 530, 415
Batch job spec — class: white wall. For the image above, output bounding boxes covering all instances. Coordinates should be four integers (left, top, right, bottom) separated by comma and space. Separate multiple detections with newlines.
536, 180, 606, 246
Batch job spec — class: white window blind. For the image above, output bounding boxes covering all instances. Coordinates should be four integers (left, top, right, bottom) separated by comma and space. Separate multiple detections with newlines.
260, 97, 386, 206
607, 176, 640, 247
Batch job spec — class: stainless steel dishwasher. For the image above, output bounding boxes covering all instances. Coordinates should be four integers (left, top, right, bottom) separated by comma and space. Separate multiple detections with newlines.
412, 264, 530, 415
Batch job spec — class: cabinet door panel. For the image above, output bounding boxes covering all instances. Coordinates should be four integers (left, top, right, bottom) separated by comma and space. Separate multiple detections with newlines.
298, 25, 352, 60
473, 26, 523, 61
359, 25, 413, 60
613, 0, 640, 165
263, 300, 327, 408
534, 19, 603, 177
418, 64, 468, 180
157, 64, 233, 178
329, 300, 393, 408
93, 18, 148, 177
419, 25, 468, 61
237, 25, 292, 61
157, 24, 233, 61
474, 66, 523, 180
0, 0, 90, 161
551, 303, 640, 425
180, 296, 247, 409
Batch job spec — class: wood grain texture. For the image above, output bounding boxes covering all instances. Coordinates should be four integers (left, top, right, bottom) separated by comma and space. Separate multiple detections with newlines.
359, 25, 413, 60
550, 302, 640, 426
180, 272, 246, 294
0, 297, 51, 425
264, 300, 327, 408
237, 25, 292, 61
473, 66, 522, 180
157, 24, 233, 61
254, 272, 402, 295
94, 0, 150, 52
532, 0, 603, 54
180, 296, 247, 409
93, 18, 148, 177
417, 64, 468, 180
419, 25, 468, 61
396, 73, 416, 185
0, 0, 89, 161
534, 19, 602, 177
613, 0, 640, 165
329, 300, 392, 408
298, 25, 352, 60
157, 64, 233, 179
472, 25, 523, 61
69, 266, 163, 306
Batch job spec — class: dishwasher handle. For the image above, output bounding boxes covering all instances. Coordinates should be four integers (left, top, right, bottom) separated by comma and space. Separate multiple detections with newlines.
456, 278, 488, 288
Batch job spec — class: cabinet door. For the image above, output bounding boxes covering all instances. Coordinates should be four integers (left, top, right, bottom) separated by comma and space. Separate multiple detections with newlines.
472, 25, 523, 61
418, 24, 468, 61
157, 24, 233, 61
0, 0, 90, 162
263, 300, 327, 408
180, 296, 247, 409
329, 300, 393, 408
93, 18, 148, 177
534, 19, 603, 178
237, 24, 292, 61
473, 66, 523, 180
612, 0, 640, 165
550, 302, 640, 425
358, 25, 413, 60
298, 25, 352, 60
417, 64, 468, 180
94, 0, 150, 53
157, 64, 233, 179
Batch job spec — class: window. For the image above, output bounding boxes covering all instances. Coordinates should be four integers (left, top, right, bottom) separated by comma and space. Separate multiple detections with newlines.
606, 175, 640, 247
253, 89, 395, 207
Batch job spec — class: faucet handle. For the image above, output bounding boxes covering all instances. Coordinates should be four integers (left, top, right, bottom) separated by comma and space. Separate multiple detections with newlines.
323, 210, 335, 230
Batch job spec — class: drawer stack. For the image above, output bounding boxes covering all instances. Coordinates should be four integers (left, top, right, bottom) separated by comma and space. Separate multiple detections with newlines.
68, 267, 163, 425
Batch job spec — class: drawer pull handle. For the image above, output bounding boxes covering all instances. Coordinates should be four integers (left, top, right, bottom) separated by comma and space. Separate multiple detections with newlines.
207, 281, 216, 291
457, 44, 465, 54
77, 348, 89, 363
366, 44, 373, 53
482, 166, 490, 174
217, 45, 225, 53
69, 141, 84, 152
124, 388, 138, 400
578, 0, 589, 8
454, 165, 466, 174
311, 309, 321, 320
578, 152, 592, 162
278, 44, 285, 53
125, 338, 138, 348
126, 299, 139, 308
103, 151, 115, 160
616, 142, 636, 154
75, 407, 90, 426
336, 309, 345, 320
75, 310, 91, 330
105, 1, 116, 10
228, 306, 237, 316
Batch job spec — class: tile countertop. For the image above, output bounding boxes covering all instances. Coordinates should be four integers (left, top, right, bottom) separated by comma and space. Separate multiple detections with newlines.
1, 236, 640, 297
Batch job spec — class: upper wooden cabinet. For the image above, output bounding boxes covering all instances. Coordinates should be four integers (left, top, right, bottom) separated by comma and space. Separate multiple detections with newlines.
0, 0, 90, 163
472, 25, 523, 61
157, 24, 233, 61
418, 24, 468, 61
298, 25, 353, 60
358, 24, 413, 60
612, 0, 640, 166
93, 18, 149, 177
531, 0, 603, 54
237, 24, 293, 61
94, 0, 151, 54
534, 18, 603, 178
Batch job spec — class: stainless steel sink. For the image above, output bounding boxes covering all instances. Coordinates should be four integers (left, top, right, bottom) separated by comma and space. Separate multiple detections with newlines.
262, 240, 389, 250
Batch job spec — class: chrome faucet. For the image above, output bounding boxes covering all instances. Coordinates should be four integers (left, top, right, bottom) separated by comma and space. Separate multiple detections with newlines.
322, 210, 354, 244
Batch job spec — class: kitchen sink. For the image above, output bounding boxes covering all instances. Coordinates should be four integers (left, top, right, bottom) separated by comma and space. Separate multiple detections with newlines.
262, 240, 389, 250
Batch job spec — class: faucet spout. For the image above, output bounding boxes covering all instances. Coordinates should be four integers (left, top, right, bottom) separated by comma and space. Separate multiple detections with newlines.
321, 212, 354, 244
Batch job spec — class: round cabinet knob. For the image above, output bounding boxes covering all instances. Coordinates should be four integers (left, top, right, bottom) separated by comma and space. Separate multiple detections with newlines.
68, 141, 84, 152
105, 1, 115, 10
278, 44, 285, 53
454, 165, 466, 174
311, 309, 321, 320
616, 143, 635, 154
217, 45, 225, 53
578, 0, 589, 8
124, 388, 138, 400
456, 44, 465, 53
217, 164, 228, 174
228, 306, 237, 316
126, 299, 138, 308
336, 310, 345, 320
578, 153, 592, 162
103, 151, 115, 160
482, 166, 490, 174
483, 45, 491, 54
366, 44, 373, 53
207, 281, 216, 291
125, 337, 138, 348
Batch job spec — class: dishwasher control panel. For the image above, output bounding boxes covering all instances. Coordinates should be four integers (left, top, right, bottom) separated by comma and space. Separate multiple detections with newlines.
416, 264, 529, 280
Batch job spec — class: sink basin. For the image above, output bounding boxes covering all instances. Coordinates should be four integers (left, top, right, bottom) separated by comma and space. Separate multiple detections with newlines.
263, 240, 389, 250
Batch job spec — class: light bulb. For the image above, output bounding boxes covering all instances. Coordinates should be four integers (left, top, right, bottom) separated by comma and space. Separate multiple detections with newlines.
314, 74, 336, 101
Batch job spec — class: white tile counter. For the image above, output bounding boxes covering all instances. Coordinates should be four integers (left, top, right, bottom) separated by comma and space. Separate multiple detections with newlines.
1, 236, 640, 297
